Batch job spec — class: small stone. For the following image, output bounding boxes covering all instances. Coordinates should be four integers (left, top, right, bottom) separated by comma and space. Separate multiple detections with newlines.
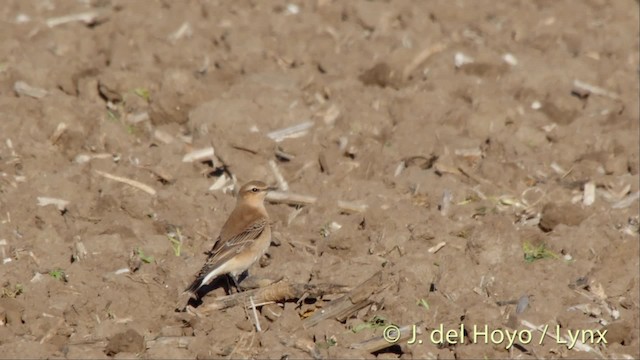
502, 53, 518, 66
359, 62, 398, 88
261, 303, 283, 321
602, 321, 632, 346
539, 203, 588, 232
235, 319, 254, 332
97, 80, 122, 103
628, 152, 639, 175
259, 253, 271, 268
0, 298, 24, 327
105, 329, 145, 356
454, 52, 474, 67
605, 156, 628, 175
619, 297, 633, 309
187, 335, 213, 359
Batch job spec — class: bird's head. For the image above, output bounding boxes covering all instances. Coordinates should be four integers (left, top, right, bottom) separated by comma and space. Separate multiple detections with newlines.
237, 180, 277, 207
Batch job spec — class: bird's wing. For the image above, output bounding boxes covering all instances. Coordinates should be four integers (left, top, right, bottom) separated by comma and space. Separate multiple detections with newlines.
209, 217, 267, 256
185, 217, 267, 293
203, 235, 221, 256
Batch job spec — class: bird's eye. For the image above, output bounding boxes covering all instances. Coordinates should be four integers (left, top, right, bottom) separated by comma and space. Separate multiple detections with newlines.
251, 187, 259, 192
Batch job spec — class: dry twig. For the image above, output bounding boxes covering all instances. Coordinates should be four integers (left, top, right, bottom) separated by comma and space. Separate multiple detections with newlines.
50, 123, 67, 144
266, 191, 317, 206
318, 152, 331, 174
572, 79, 620, 100
94, 170, 156, 196
199, 280, 350, 313
249, 296, 262, 332
37, 197, 69, 212
337, 200, 368, 213
46, 10, 105, 28
14, 81, 47, 98
403, 42, 447, 80
428, 242, 446, 254
182, 147, 214, 163
267, 121, 314, 142
303, 266, 397, 329
269, 160, 289, 191
146, 336, 192, 349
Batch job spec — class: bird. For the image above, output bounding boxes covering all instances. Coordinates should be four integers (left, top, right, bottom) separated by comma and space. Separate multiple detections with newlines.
184, 180, 276, 298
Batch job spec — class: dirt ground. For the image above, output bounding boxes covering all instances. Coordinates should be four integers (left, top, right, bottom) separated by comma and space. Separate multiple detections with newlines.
0, 0, 638, 359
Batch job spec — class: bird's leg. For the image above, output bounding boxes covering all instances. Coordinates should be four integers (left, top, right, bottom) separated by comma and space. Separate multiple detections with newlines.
228, 270, 252, 293
223, 275, 236, 295
229, 274, 242, 294
238, 269, 249, 283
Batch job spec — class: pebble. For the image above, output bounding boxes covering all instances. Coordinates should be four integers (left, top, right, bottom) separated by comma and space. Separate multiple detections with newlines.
605, 156, 628, 175
539, 203, 588, 232
261, 303, 283, 321
602, 321, 632, 345
105, 329, 145, 356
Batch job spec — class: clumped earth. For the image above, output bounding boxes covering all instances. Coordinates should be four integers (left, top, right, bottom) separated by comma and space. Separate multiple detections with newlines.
0, 0, 638, 359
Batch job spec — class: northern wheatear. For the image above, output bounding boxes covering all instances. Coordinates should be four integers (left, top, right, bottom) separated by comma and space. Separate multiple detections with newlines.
184, 180, 276, 297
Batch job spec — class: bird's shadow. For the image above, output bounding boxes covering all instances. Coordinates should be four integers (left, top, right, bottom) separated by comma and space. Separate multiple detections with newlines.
186, 272, 248, 308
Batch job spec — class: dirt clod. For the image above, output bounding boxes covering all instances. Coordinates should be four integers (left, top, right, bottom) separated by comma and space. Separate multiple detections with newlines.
105, 329, 145, 356
359, 63, 398, 88
539, 202, 589, 232
603, 321, 634, 346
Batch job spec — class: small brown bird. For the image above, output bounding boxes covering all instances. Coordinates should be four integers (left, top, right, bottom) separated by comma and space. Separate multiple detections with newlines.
184, 180, 276, 297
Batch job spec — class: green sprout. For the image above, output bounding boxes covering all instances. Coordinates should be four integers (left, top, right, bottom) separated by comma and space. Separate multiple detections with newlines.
417, 298, 430, 310
316, 336, 337, 349
135, 248, 154, 264
351, 315, 389, 333
457, 196, 477, 206
523, 241, 558, 263
133, 88, 150, 102
319, 223, 331, 238
49, 268, 67, 282
2, 283, 23, 298
106, 109, 119, 121
167, 228, 183, 257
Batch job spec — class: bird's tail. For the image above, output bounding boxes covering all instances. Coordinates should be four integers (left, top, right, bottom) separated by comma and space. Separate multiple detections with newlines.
184, 277, 202, 295
184, 262, 222, 300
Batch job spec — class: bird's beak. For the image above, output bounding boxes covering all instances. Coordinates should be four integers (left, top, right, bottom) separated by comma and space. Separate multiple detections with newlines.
266, 186, 279, 192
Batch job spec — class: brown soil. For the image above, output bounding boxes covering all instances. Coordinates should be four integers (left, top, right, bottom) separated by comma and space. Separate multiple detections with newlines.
0, 0, 638, 359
